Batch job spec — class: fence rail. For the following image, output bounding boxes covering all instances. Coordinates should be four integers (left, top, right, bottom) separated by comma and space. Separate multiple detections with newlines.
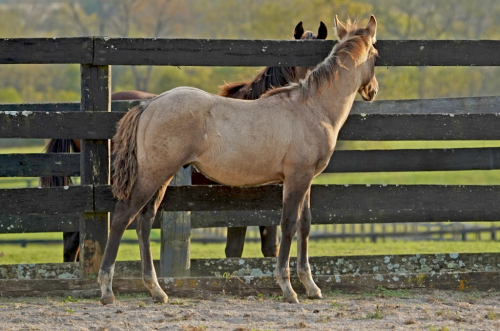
1, 37, 500, 296
2, 38, 500, 66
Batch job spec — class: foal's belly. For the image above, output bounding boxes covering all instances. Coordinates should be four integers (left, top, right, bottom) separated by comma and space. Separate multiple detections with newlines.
191, 159, 283, 187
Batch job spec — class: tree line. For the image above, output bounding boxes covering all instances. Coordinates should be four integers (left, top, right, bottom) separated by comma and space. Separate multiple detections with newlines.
1, 0, 499, 103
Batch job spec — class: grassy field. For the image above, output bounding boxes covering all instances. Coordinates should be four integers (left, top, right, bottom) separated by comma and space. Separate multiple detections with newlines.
2, 141, 500, 264
2, 231, 500, 265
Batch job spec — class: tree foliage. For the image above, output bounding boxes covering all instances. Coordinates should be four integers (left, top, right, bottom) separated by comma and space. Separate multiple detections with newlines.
0, 0, 499, 103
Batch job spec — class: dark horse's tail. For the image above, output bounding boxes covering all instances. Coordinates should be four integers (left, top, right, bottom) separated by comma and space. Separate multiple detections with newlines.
40, 138, 79, 262
39, 139, 77, 187
112, 103, 147, 200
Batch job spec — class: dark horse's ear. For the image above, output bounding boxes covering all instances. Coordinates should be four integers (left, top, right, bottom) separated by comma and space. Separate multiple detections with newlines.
294, 21, 304, 39
317, 21, 328, 39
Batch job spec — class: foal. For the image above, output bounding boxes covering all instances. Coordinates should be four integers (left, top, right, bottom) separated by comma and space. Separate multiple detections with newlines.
99, 15, 379, 304
213, 21, 328, 259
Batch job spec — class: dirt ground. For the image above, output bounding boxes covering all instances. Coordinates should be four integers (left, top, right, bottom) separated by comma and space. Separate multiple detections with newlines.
1, 290, 500, 331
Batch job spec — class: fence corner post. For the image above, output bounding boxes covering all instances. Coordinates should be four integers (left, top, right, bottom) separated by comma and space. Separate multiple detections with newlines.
159, 166, 191, 277
79, 63, 111, 278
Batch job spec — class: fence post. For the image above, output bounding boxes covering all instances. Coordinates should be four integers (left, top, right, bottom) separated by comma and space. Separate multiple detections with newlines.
79, 63, 111, 278
159, 166, 191, 277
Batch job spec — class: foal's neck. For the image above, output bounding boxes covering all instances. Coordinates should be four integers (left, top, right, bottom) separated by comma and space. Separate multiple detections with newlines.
309, 58, 361, 129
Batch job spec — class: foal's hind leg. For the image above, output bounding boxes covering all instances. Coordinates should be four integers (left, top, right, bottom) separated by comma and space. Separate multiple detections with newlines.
297, 189, 322, 299
98, 177, 170, 305
136, 181, 170, 303
276, 172, 313, 304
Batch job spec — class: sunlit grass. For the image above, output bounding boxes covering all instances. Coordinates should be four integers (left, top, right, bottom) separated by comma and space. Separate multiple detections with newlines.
2, 233, 500, 265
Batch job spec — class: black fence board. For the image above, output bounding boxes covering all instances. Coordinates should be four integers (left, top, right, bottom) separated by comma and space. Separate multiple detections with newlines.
339, 113, 500, 141
94, 39, 500, 67
0, 153, 79, 177
1, 96, 498, 116
94, 184, 500, 215
351, 96, 500, 115
0, 38, 498, 66
326, 148, 500, 172
0, 214, 80, 233
0, 111, 122, 139
2, 184, 499, 232
0, 186, 93, 214
4, 148, 500, 177
0, 38, 93, 64
2, 111, 500, 140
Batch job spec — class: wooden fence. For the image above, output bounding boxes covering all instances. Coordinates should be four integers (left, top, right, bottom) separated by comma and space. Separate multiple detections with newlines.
1, 37, 500, 297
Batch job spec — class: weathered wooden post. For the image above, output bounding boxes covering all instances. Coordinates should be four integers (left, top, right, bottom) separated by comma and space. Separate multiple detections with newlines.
79, 62, 111, 278
159, 166, 192, 277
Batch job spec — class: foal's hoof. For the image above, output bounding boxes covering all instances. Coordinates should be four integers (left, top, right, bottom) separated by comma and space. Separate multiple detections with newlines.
283, 294, 299, 304
100, 294, 116, 305
152, 293, 168, 304
307, 289, 323, 300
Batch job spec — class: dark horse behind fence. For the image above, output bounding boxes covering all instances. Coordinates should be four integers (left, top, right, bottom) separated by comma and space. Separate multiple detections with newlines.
40, 21, 327, 263
99, 15, 379, 305
197, 21, 328, 258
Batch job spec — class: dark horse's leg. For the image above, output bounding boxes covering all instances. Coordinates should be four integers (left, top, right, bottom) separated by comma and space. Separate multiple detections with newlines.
276, 171, 314, 303
193, 170, 278, 258
63, 232, 80, 262
296, 188, 321, 298
192, 171, 251, 258
225, 227, 246, 257
40, 138, 80, 262
226, 224, 279, 258
259, 226, 279, 257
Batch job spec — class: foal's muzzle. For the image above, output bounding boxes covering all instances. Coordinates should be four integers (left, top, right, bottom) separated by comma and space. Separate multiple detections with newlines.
359, 81, 378, 101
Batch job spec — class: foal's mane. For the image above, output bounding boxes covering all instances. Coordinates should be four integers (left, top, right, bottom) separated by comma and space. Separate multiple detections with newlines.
263, 19, 373, 101
218, 66, 296, 100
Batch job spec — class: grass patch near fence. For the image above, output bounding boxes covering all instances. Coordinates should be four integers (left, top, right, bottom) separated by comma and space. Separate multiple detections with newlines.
2, 232, 500, 265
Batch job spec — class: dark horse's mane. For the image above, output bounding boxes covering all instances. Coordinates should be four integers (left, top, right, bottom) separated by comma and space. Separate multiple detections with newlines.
263, 19, 376, 102
218, 66, 297, 100
39, 138, 78, 187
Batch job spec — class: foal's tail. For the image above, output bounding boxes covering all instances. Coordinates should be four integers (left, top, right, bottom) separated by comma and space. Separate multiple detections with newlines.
112, 103, 147, 200
39, 139, 76, 187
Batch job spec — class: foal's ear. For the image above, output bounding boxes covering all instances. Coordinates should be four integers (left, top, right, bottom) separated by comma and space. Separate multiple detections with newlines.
317, 21, 328, 39
294, 21, 304, 39
334, 15, 348, 40
366, 15, 377, 42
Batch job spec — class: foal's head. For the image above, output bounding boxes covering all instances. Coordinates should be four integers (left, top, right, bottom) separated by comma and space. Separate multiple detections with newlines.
335, 15, 379, 101
293, 21, 328, 79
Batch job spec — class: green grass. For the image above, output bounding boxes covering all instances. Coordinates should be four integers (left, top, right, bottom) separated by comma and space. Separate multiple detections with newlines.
0, 145, 46, 154
2, 141, 500, 264
2, 232, 500, 264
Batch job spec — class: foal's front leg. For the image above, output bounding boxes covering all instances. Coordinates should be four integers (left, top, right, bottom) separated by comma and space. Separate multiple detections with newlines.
297, 189, 322, 299
276, 174, 313, 303
136, 183, 169, 303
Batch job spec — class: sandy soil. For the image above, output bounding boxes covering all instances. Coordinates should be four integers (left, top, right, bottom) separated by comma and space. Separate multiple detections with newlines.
1, 290, 499, 331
